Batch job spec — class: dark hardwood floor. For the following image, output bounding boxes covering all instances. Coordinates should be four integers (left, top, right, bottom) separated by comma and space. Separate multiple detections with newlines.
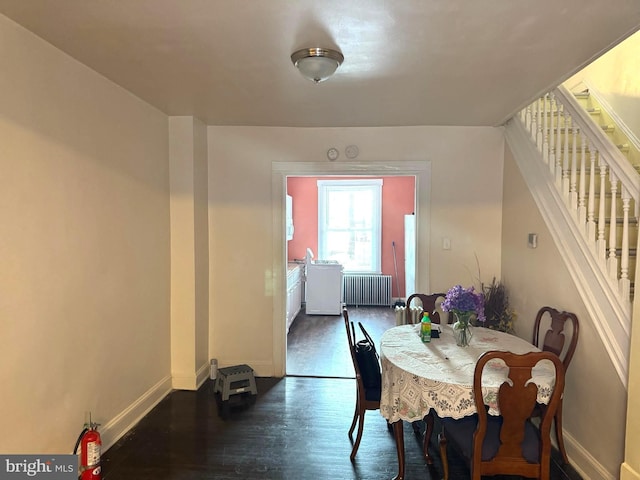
286, 306, 396, 377
102, 306, 582, 479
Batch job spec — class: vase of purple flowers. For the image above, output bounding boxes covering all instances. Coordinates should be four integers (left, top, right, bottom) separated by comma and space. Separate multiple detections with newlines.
442, 285, 485, 347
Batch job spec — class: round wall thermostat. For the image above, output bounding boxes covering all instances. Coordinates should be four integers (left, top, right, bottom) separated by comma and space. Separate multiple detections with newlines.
327, 147, 339, 161
345, 145, 359, 159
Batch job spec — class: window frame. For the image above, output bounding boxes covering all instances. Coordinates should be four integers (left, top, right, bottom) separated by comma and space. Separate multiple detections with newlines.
317, 178, 383, 274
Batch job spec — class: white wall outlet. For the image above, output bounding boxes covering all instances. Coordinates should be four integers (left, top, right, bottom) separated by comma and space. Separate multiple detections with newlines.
528, 233, 538, 248
442, 237, 451, 250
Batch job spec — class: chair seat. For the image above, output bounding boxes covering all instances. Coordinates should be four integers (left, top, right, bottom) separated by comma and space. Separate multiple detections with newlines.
441, 414, 541, 463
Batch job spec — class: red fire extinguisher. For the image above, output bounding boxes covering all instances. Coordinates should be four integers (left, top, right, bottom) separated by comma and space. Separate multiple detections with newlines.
74, 415, 102, 480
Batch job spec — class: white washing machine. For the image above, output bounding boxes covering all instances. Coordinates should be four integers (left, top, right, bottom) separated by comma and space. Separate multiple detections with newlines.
305, 248, 344, 315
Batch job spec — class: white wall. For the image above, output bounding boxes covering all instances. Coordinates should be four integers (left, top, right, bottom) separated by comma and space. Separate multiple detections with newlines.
502, 145, 626, 478
0, 14, 171, 453
207, 126, 505, 376
169, 117, 210, 390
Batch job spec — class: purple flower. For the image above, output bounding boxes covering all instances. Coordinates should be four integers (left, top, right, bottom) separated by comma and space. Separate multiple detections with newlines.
442, 285, 486, 323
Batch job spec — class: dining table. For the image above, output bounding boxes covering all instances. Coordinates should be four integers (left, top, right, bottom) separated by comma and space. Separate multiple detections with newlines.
379, 322, 556, 480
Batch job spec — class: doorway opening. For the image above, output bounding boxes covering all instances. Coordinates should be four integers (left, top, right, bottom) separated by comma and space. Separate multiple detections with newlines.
285, 174, 416, 378
272, 161, 431, 378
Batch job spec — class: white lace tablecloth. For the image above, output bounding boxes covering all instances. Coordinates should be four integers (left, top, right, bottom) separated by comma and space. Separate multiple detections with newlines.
380, 323, 555, 423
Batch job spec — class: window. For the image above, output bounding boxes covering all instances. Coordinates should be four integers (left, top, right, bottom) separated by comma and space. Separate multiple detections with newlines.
318, 179, 382, 273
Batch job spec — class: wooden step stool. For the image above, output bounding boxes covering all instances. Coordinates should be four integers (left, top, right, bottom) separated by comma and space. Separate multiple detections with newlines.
214, 364, 258, 401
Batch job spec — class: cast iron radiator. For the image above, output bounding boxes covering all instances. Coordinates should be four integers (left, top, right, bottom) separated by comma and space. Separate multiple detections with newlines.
343, 274, 392, 307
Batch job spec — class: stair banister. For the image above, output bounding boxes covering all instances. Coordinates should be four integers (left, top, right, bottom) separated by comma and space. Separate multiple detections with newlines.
554, 86, 640, 203
554, 85, 640, 306
507, 85, 639, 387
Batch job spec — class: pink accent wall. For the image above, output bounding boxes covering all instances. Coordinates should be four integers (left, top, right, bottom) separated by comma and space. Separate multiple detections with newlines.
286, 176, 415, 297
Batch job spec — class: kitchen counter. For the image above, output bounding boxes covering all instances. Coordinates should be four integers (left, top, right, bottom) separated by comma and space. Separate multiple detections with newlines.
286, 263, 303, 332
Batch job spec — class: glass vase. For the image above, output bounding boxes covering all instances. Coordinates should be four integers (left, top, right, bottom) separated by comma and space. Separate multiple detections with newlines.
453, 312, 473, 347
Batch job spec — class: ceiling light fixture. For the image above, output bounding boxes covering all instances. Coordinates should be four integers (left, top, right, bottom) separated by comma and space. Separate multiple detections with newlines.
290, 47, 344, 83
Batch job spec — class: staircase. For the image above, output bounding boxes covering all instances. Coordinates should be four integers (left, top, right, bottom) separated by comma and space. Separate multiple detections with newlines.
572, 87, 640, 172
572, 87, 640, 300
505, 84, 640, 387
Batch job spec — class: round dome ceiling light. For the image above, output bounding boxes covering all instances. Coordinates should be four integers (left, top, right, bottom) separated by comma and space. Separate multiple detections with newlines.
291, 47, 344, 83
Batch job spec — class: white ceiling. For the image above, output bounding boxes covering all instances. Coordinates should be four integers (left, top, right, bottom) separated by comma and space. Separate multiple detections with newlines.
1, 0, 639, 128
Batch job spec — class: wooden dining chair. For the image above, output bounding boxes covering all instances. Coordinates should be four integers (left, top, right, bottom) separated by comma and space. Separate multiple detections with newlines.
532, 306, 580, 464
438, 350, 566, 480
406, 293, 450, 324
343, 308, 383, 461
405, 292, 449, 462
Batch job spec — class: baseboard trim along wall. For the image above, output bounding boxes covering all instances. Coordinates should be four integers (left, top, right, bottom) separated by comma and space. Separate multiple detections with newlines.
565, 430, 617, 480
196, 361, 210, 388
172, 360, 213, 390
99, 375, 173, 453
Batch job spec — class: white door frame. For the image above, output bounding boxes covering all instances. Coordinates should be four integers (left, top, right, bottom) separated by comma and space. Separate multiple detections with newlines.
271, 161, 431, 376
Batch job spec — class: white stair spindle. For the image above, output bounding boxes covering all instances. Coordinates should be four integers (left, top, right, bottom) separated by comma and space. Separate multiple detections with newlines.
620, 186, 631, 301
529, 99, 536, 136
608, 171, 619, 281
607, 169, 618, 280
542, 93, 550, 163
587, 148, 597, 241
597, 159, 607, 260
536, 97, 543, 151
555, 103, 563, 186
577, 130, 587, 226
